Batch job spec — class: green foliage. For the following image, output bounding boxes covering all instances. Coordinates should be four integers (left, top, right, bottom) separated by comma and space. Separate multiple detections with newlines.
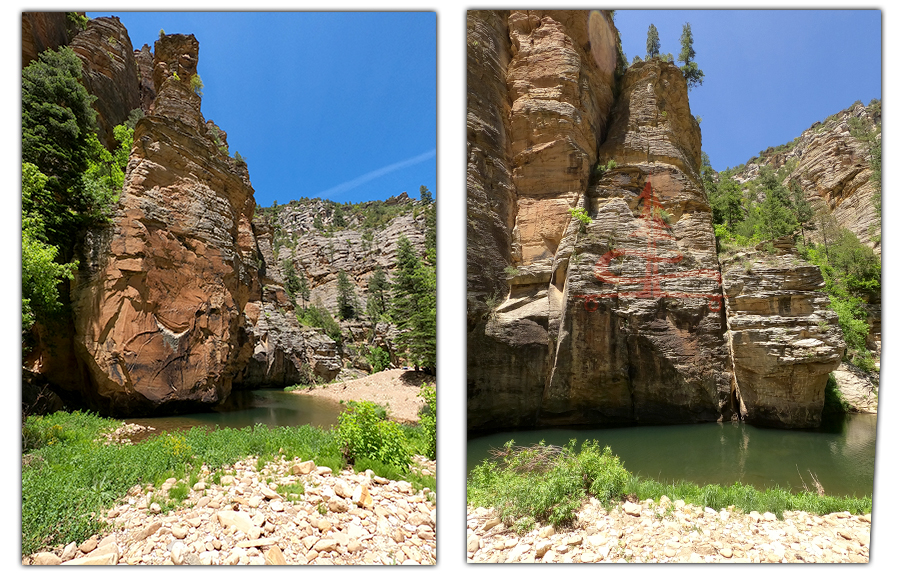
337, 401, 411, 468
678, 23, 705, 91
420, 185, 437, 256
418, 383, 436, 460
568, 206, 592, 233
336, 270, 358, 320
390, 236, 436, 372
22, 46, 101, 247
21, 164, 79, 331
296, 305, 342, 346
282, 259, 302, 303
365, 345, 391, 373
468, 440, 629, 527
366, 266, 389, 321
67, 12, 89, 30
22, 412, 344, 556
190, 73, 203, 97
646, 24, 660, 59
467, 439, 872, 531
593, 158, 617, 179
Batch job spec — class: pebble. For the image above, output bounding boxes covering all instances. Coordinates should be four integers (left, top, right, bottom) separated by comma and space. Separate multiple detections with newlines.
26, 454, 436, 565
467, 499, 870, 563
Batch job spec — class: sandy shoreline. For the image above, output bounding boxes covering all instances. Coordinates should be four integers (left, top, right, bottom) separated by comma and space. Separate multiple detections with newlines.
289, 369, 434, 424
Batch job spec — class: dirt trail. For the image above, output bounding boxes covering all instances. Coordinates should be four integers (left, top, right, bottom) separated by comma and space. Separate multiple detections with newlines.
290, 369, 434, 424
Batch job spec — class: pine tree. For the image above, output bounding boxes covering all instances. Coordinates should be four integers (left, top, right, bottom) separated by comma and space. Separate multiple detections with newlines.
420, 185, 436, 259
646, 24, 660, 59
366, 266, 389, 321
390, 236, 436, 372
337, 270, 357, 320
678, 22, 704, 91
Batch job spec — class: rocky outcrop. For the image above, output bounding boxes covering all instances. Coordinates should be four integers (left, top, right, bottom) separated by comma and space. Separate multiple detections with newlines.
722, 252, 844, 428
467, 10, 738, 431
258, 195, 429, 316
731, 102, 881, 254
539, 59, 733, 427
467, 10, 621, 429
68, 17, 142, 148
21, 12, 78, 66
236, 298, 342, 389
70, 34, 259, 415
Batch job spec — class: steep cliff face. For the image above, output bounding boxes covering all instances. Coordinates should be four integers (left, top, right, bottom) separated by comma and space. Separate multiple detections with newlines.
258, 195, 429, 316
731, 102, 881, 253
541, 59, 734, 427
70, 34, 259, 415
22, 12, 78, 66
467, 10, 620, 429
466, 10, 842, 432
722, 252, 845, 428
68, 16, 142, 148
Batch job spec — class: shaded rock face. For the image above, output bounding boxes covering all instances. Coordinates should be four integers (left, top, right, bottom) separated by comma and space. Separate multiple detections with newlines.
732, 102, 881, 254
236, 299, 341, 389
70, 34, 258, 416
541, 60, 733, 427
133, 44, 157, 115
69, 16, 142, 148
722, 254, 844, 428
21, 12, 77, 66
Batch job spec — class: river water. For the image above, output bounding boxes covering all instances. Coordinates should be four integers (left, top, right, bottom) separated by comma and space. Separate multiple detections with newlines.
467, 414, 878, 498
124, 389, 345, 438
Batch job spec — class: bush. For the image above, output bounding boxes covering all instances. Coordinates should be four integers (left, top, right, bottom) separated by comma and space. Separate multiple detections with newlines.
337, 401, 410, 468
418, 383, 436, 460
365, 346, 391, 373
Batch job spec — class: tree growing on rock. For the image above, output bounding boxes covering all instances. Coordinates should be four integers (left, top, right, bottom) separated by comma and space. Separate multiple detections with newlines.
366, 266, 389, 321
646, 24, 660, 59
678, 22, 705, 91
337, 270, 358, 320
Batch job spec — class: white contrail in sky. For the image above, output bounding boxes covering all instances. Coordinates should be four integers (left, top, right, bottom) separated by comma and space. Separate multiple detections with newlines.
312, 149, 436, 200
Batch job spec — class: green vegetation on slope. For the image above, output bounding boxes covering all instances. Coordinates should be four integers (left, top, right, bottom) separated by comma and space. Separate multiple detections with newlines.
21, 45, 139, 337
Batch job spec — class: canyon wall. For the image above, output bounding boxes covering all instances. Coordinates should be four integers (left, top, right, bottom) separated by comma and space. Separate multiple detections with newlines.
466, 10, 843, 431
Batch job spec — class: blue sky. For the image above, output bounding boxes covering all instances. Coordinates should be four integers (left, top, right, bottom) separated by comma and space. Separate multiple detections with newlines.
613, 9, 882, 172
85, 11, 436, 207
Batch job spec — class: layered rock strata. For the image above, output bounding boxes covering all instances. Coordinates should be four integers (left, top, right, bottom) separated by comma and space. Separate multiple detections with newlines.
467, 11, 736, 430
541, 59, 733, 426
722, 253, 845, 428
731, 102, 881, 254
467, 10, 620, 429
68, 16, 142, 148
71, 34, 259, 415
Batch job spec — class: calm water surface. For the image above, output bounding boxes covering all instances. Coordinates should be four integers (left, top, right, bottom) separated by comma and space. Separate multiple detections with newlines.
125, 389, 345, 438
468, 414, 878, 498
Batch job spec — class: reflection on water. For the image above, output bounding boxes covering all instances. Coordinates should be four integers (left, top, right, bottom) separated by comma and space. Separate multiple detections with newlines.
124, 389, 345, 441
467, 414, 877, 497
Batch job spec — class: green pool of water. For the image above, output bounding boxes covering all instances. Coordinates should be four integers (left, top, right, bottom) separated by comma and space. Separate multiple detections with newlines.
468, 414, 877, 498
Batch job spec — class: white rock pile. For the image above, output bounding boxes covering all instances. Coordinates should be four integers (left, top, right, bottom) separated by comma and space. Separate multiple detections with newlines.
27, 455, 436, 565
467, 496, 870, 563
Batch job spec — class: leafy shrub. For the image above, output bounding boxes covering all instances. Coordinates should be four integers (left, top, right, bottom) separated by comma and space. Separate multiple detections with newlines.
296, 305, 342, 346
337, 401, 410, 468
190, 73, 203, 97
418, 383, 436, 460
365, 346, 391, 373
568, 207, 592, 233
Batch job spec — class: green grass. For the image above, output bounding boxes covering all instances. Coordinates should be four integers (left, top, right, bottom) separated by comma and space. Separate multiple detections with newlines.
22, 408, 434, 556
467, 439, 872, 530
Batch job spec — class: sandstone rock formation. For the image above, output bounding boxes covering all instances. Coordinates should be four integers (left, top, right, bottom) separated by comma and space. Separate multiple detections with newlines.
70, 33, 259, 415
467, 10, 621, 429
23, 16, 430, 414
22, 11, 78, 66
721, 253, 845, 428
68, 16, 142, 148
467, 10, 844, 431
467, 11, 736, 430
731, 102, 881, 254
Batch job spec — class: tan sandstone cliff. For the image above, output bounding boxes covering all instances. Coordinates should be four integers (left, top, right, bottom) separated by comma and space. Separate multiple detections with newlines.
467, 10, 842, 431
